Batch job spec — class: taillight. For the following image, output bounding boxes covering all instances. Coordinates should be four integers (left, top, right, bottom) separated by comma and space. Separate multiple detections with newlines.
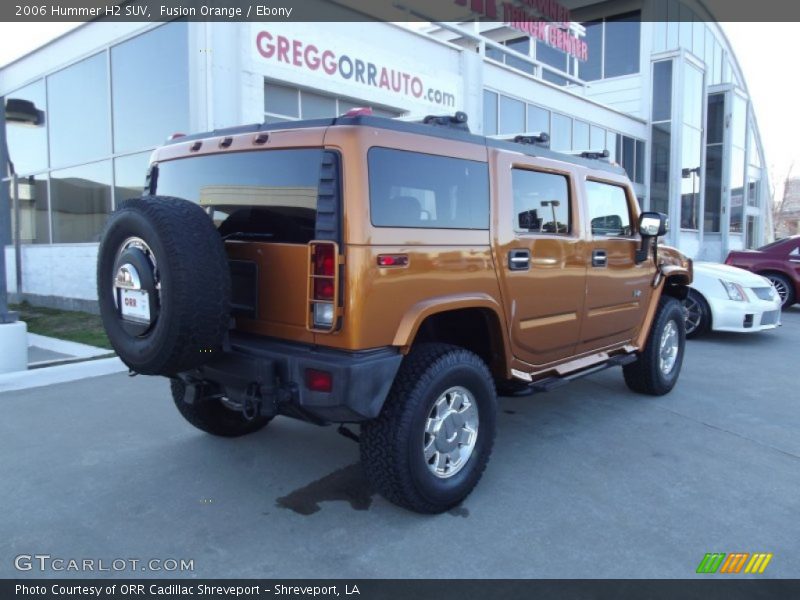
305, 369, 333, 393
307, 241, 339, 332
724, 254, 733, 265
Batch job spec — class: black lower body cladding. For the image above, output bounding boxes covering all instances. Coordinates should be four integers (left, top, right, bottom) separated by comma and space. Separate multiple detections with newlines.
96, 195, 231, 375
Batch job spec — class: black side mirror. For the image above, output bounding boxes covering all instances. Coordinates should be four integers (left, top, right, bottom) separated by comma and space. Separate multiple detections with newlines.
636, 211, 669, 264
639, 211, 669, 238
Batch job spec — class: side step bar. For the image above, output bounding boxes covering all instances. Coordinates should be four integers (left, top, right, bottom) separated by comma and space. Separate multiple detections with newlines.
512, 353, 638, 396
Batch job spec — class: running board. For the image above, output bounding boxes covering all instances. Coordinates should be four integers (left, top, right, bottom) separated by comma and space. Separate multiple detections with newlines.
513, 353, 638, 396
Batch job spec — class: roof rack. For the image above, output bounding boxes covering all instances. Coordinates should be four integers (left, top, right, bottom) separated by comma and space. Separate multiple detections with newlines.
419, 111, 470, 132
568, 149, 611, 161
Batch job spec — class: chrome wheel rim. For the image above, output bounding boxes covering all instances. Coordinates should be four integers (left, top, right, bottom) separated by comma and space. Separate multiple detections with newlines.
659, 320, 679, 375
112, 237, 160, 307
683, 295, 702, 335
768, 277, 788, 306
423, 386, 479, 479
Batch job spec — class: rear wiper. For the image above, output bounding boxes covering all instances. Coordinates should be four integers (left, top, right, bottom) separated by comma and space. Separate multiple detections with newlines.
222, 232, 275, 241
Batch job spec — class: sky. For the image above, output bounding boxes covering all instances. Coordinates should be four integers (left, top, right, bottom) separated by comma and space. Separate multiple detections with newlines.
0, 21, 798, 203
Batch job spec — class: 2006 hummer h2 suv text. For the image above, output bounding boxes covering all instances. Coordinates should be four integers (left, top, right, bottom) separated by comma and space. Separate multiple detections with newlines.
97, 111, 692, 513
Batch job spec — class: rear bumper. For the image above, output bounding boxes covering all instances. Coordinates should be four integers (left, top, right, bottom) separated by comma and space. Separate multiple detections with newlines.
187, 334, 403, 423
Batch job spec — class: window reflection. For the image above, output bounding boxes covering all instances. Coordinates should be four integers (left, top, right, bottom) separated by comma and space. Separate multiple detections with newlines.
114, 152, 151, 206
111, 23, 189, 154
4, 80, 48, 175
48, 53, 110, 168
50, 161, 112, 243
7, 175, 49, 244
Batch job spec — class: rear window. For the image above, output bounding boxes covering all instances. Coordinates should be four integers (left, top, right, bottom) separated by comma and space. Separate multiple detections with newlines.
153, 148, 325, 243
368, 147, 489, 229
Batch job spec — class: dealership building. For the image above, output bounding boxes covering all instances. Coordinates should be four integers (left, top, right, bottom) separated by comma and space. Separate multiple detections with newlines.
1, 1, 771, 310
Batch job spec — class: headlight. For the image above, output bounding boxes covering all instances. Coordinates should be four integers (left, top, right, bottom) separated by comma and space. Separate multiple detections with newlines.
720, 279, 747, 302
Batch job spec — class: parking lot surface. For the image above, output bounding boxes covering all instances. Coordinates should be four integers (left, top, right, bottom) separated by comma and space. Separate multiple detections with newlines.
2, 308, 798, 579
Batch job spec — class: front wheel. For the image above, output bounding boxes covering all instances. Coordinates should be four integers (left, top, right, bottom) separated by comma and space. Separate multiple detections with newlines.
360, 343, 497, 514
683, 288, 711, 339
624, 296, 686, 396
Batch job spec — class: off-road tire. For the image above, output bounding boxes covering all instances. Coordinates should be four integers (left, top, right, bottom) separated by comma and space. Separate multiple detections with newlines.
170, 379, 272, 437
623, 296, 686, 396
360, 343, 497, 514
683, 288, 711, 339
97, 196, 231, 376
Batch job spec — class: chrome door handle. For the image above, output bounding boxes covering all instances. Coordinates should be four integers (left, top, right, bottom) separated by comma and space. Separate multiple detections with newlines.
508, 249, 530, 271
592, 249, 607, 267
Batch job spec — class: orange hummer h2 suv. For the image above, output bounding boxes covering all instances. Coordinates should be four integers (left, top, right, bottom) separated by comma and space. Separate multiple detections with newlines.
97, 111, 692, 513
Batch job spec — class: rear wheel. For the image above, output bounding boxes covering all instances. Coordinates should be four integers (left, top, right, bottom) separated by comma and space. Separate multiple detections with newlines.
360, 343, 497, 514
764, 273, 795, 308
624, 296, 686, 396
170, 379, 272, 437
682, 288, 711, 339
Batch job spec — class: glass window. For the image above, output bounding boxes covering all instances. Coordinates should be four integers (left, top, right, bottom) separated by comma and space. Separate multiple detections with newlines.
590, 126, 606, 152
368, 148, 489, 229
680, 127, 702, 230
606, 132, 618, 162
729, 146, 745, 233
511, 169, 570, 234
499, 95, 525, 135
4, 80, 48, 175
604, 13, 640, 78
50, 160, 112, 243
114, 152, 151, 206
707, 93, 724, 145
747, 176, 761, 208
748, 126, 761, 168
505, 37, 533, 73
704, 143, 723, 232
264, 82, 299, 117
622, 136, 635, 180
652, 61, 673, 122
581, 21, 603, 81
573, 120, 590, 151
48, 53, 110, 168
650, 122, 672, 215
537, 40, 569, 86
155, 149, 326, 244
551, 113, 572, 151
683, 64, 704, 130
9, 174, 49, 244
111, 23, 189, 154
483, 90, 498, 136
302, 90, 337, 119
527, 105, 549, 135
585, 180, 632, 236
635, 140, 645, 184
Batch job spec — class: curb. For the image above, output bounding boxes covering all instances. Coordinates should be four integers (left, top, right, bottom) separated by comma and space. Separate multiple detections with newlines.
0, 357, 128, 394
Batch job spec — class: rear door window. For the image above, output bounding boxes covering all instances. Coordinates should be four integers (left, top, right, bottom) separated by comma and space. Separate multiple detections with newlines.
512, 169, 571, 234
368, 147, 489, 229
153, 148, 326, 243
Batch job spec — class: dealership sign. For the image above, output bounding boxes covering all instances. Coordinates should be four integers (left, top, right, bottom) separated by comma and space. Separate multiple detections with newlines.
253, 25, 461, 111
455, 0, 588, 62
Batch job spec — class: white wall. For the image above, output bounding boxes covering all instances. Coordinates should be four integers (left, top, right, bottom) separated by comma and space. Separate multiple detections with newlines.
5, 244, 98, 301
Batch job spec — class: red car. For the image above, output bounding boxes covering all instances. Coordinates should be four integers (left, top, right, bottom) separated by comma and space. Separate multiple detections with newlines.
726, 235, 800, 308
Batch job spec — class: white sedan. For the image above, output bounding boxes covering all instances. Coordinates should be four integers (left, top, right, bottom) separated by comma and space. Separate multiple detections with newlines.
683, 262, 782, 338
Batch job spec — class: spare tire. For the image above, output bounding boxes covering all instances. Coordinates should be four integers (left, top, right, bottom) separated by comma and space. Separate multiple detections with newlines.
97, 196, 231, 376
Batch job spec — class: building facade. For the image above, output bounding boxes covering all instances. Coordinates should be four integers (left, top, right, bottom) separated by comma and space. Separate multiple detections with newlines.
1, 1, 771, 309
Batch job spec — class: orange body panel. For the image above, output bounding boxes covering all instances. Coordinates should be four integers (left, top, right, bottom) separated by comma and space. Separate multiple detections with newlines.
151, 122, 691, 380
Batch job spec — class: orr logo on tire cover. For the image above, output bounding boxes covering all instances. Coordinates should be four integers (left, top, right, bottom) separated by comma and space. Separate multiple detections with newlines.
255, 29, 457, 108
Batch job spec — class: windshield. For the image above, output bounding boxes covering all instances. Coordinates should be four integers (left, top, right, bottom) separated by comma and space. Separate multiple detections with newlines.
153, 148, 325, 243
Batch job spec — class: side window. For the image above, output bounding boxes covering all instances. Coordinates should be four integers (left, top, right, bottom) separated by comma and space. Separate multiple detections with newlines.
511, 169, 571, 234
368, 148, 489, 229
585, 180, 633, 237
789, 246, 799, 257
